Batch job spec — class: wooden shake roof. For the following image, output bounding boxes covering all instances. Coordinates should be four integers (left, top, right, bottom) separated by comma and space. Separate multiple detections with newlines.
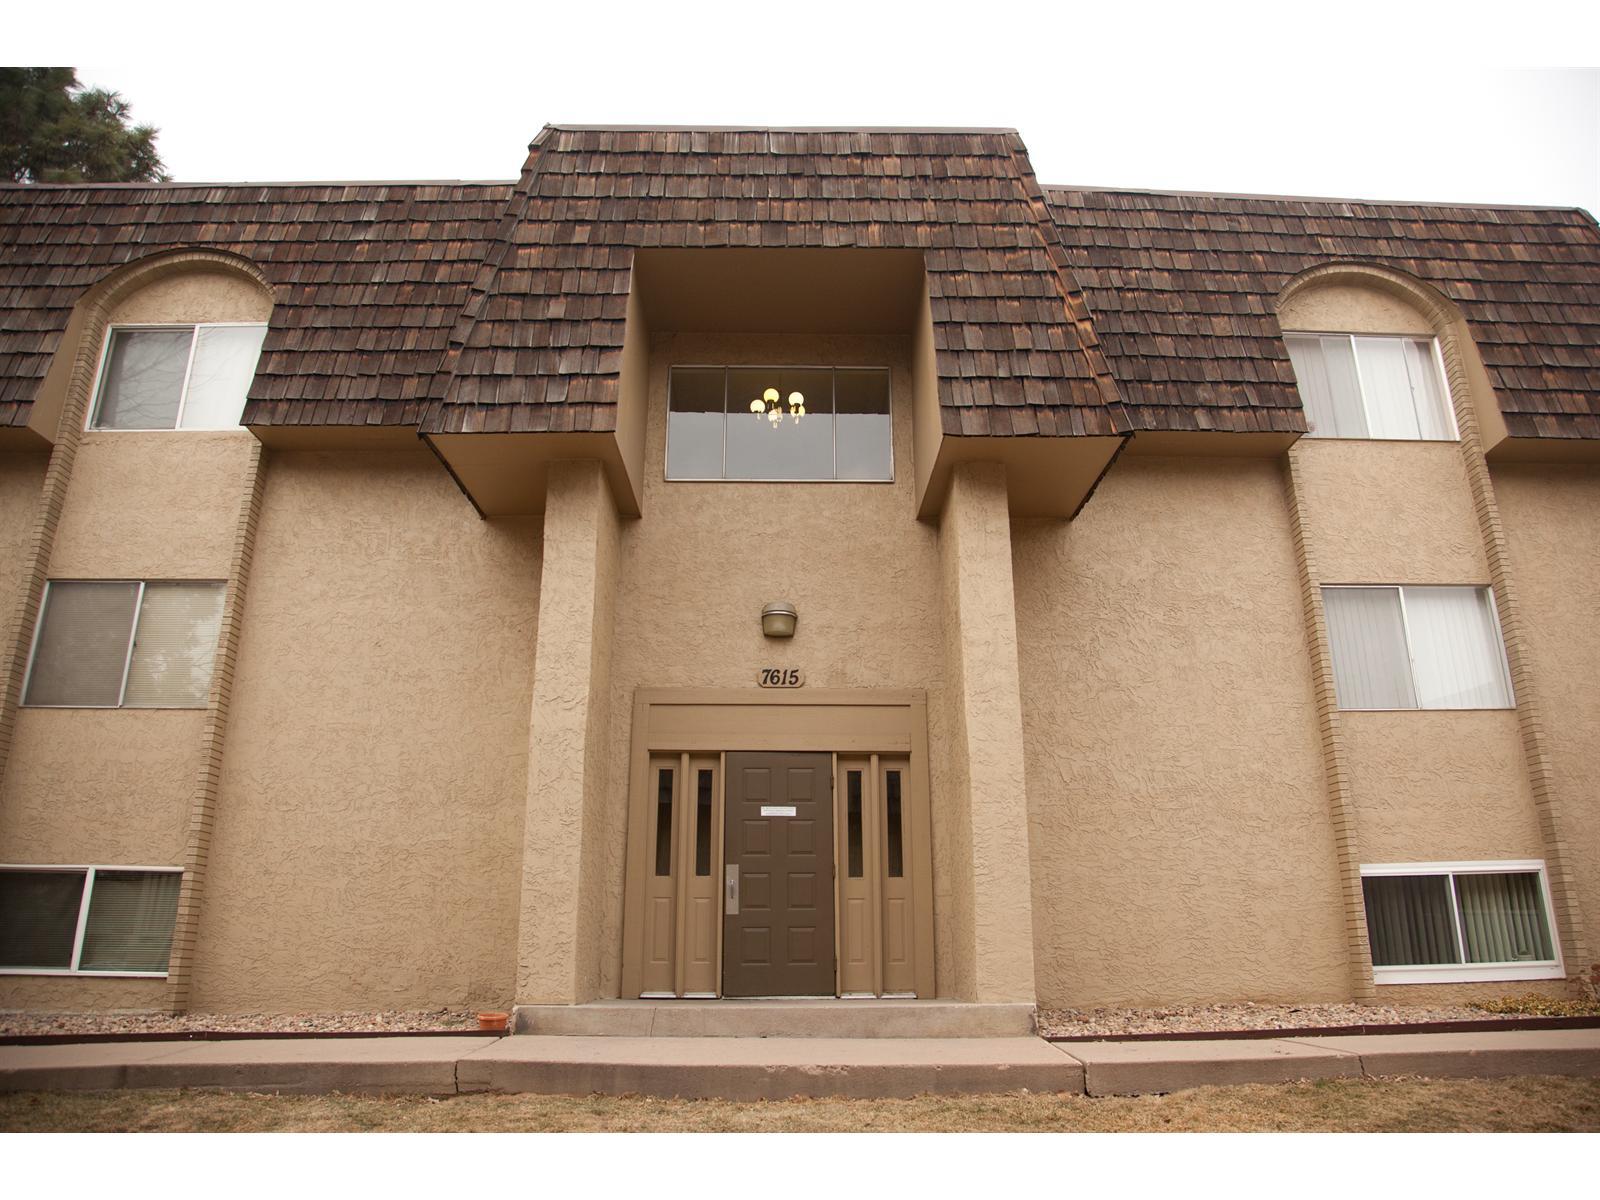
1048, 186, 1600, 440
1, 127, 1596, 441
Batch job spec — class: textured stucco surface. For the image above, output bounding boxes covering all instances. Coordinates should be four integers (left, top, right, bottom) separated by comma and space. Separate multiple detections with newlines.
599, 333, 955, 996
1279, 283, 1434, 337
1493, 464, 1600, 963
187, 451, 540, 1012
0, 452, 46, 642
515, 459, 619, 1004
1292, 441, 1488, 586
108, 269, 273, 326
1015, 458, 1351, 1008
1341, 711, 1544, 865
51, 433, 256, 579
0, 975, 168, 1011
937, 463, 1036, 1002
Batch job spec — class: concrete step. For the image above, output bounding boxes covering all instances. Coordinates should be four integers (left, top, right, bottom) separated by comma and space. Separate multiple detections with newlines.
511, 999, 1037, 1038
460, 1036, 1080, 1099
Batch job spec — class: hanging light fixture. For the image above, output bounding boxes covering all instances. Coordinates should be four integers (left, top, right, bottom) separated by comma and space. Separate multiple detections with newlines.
749, 384, 805, 427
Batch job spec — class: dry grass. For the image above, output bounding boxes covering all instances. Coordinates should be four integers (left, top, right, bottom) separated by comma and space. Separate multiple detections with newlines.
2, 1075, 1597, 1132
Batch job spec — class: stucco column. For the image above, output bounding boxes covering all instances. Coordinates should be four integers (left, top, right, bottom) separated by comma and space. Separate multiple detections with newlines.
515, 460, 620, 1005
938, 461, 1038, 1003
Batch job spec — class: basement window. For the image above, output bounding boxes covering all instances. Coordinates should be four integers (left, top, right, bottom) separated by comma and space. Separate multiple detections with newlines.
1361, 861, 1561, 984
1321, 585, 1513, 710
0, 866, 182, 975
22, 581, 226, 709
90, 324, 268, 430
1285, 333, 1455, 440
667, 366, 891, 481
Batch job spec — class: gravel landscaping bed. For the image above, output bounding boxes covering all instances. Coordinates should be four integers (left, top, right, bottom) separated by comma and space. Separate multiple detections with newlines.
0, 1008, 480, 1037
1036, 1001, 1531, 1038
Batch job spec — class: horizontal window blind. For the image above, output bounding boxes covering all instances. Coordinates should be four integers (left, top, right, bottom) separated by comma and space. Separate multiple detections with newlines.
122, 583, 226, 707
77, 871, 182, 973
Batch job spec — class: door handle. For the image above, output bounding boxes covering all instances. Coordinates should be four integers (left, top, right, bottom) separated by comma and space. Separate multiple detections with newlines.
725, 864, 739, 915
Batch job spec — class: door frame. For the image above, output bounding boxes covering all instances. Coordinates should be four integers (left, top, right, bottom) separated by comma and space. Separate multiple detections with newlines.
619, 688, 934, 999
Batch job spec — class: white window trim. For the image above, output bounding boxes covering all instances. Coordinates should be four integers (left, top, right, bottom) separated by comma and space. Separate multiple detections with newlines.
86, 322, 267, 433
665, 363, 895, 483
1361, 859, 1564, 984
0, 864, 183, 977
1289, 330, 1460, 442
1321, 583, 1516, 711
20, 578, 226, 710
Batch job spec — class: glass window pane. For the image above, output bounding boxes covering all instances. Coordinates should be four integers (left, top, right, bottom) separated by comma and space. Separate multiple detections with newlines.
1363, 874, 1460, 966
78, 870, 181, 973
835, 369, 891, 480
123, 583, 227, 708
666, 368, 725, 479
1455, 872, 1554, 963
654, 768, 674, 877
0, 870, 85, 969
725, 367, 834, 479
93, 329, 192, 429
1287, 335, 1366, 438
694, 769, 713, 877
846, 770, 863, 878
1403, 587, 1513, 709
884, 769, 904, 878
1354, 337, 1422, 439
1403, 339, 1453, 440
1322, 588, 1417, 709
179, 326, 266, 429
23, 582, 140, 707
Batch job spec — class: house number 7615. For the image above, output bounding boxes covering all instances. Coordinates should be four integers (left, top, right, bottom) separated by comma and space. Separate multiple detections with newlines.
758, 668, 804, 688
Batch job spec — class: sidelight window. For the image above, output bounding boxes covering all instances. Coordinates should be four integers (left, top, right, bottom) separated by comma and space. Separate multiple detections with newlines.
667, 366, 891, 481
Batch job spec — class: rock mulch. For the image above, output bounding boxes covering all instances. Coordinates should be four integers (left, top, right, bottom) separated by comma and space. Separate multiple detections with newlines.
0, 1008, 480, 1037
1036, 1001, 1527, 1038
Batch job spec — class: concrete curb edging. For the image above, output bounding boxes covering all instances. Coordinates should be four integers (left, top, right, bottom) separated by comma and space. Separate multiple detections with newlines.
2, 1030, 1597, 1099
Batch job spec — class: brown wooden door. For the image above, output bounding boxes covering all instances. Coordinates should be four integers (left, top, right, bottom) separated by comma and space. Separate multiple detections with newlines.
723, 752, 835, 997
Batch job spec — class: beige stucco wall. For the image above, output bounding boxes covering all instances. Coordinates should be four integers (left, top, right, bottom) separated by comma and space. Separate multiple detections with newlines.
0, 452, 46, 643
108, 269, 273, 326
1493, 463, 1600, 970
597, 332, 959, 995
185, 450, 540, 1012
1292, 441, 1487, 585
1015, 457, 1351, 1008
1279, 283, 1433, 337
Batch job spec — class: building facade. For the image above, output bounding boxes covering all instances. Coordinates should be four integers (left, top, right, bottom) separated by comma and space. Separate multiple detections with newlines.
0, 126, 1596, 1018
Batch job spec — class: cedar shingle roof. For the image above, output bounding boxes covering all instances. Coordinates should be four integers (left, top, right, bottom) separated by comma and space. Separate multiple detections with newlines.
421, 126, 1123, 437
0, 181, 514, 430
1047, 186, 1600, 439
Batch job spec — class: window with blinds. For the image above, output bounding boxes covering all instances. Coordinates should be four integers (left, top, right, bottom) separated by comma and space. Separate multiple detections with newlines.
0, 867, 182, 975
91, 324, 268, 431
1321, 586, 1513, 710
1284, 333, 1455, 440
23, 581, 226, 708
1361, 862, 1560, 983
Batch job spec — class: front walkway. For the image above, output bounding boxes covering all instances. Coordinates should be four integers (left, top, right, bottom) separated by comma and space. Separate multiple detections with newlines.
1, 1029, 1596, 1099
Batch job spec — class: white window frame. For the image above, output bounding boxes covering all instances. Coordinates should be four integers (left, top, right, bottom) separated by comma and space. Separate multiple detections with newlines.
1321, 583, 1515, 711
86, 321, 268, 432
1289, 331, 1459, 442
665, 364, 895, 483
20, 579, 226, 710
1361, 860, 1564, 984
0, 864, 183, 977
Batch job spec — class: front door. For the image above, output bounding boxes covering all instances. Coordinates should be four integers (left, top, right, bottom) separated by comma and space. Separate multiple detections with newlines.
723, 751, 835, 996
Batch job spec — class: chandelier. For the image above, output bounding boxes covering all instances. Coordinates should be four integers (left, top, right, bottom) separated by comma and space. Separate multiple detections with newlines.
749, 386, 806, 427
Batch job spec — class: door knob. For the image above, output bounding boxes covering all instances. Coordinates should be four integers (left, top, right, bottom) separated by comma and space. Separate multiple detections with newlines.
725, 864, 740, 915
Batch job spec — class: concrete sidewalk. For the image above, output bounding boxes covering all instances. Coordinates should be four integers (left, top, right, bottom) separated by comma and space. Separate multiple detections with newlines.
1, 1029, 1597, 1099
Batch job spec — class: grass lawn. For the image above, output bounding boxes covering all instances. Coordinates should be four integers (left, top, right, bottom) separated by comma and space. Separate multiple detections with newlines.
2, 1075, 1597, 1132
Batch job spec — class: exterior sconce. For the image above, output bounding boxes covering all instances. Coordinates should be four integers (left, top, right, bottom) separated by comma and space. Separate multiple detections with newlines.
761, 601, 798, 638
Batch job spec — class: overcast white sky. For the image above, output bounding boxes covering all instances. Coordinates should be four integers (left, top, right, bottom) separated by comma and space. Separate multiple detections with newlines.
21, 3, 1600, 213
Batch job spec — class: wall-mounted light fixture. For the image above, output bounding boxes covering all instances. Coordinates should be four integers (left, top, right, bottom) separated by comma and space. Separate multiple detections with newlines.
761, 600, 798, 638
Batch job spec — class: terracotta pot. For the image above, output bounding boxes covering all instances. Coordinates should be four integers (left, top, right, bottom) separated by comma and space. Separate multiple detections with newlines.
477, 1011, 510, 1033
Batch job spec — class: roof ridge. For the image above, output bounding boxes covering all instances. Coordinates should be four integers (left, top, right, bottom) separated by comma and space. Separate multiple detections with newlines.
1042, 181, 1592, 215
0, 179, 518, 190
545, 124, 1021, 134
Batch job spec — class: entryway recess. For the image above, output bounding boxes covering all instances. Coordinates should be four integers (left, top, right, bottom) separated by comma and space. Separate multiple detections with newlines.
620, 689, 934, 1000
